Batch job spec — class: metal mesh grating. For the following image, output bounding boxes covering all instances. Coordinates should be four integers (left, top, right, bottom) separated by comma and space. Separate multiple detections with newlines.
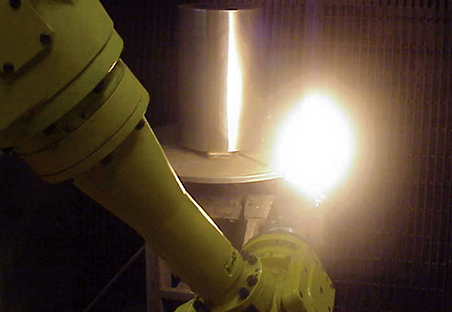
257, 1, 452, 312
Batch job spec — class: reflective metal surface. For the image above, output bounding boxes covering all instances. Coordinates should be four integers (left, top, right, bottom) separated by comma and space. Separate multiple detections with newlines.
154, 126, 281, 184
177, 4, 266, 154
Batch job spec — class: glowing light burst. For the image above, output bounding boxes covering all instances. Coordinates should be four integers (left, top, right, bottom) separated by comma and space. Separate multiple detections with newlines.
226, 11, 243, 151
275, 94, 355, 199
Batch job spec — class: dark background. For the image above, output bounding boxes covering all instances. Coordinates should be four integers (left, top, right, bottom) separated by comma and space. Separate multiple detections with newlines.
1, 0, 451, 311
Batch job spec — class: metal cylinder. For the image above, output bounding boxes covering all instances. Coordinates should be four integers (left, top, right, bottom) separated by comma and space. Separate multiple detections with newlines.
177, 4, 266, 154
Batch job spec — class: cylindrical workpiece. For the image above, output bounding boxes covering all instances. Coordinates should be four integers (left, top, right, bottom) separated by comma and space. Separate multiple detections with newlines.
178, 4, 266, 154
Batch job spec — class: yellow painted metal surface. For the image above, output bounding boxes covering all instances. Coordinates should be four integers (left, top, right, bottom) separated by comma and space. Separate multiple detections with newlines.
21, 60, 148, 181
243, 233, 335, 312
8, 32, 123, 154
175, 232, 334, 312
0, 31, 124, 150
0, 0, 114, 134
0, 0, 51, 74
73, 122, 245, 302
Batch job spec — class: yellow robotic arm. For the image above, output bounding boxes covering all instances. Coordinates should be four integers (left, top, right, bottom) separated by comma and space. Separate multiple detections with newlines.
0, 1, 334, 311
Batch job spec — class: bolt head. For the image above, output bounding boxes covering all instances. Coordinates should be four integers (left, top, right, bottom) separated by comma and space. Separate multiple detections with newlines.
3, 62, 15, 74
10, 0, 21, 9
240, 250, 249, 259
136, 119, 146, 130
40, 33, 52, 45
238, 287, 250, 299
246, 275, 258, 287
247, 254, 257, 265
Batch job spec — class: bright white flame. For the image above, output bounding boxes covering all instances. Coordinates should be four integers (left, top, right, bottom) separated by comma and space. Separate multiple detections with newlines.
226, 11, 243, 151
275, 93, 355, 199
